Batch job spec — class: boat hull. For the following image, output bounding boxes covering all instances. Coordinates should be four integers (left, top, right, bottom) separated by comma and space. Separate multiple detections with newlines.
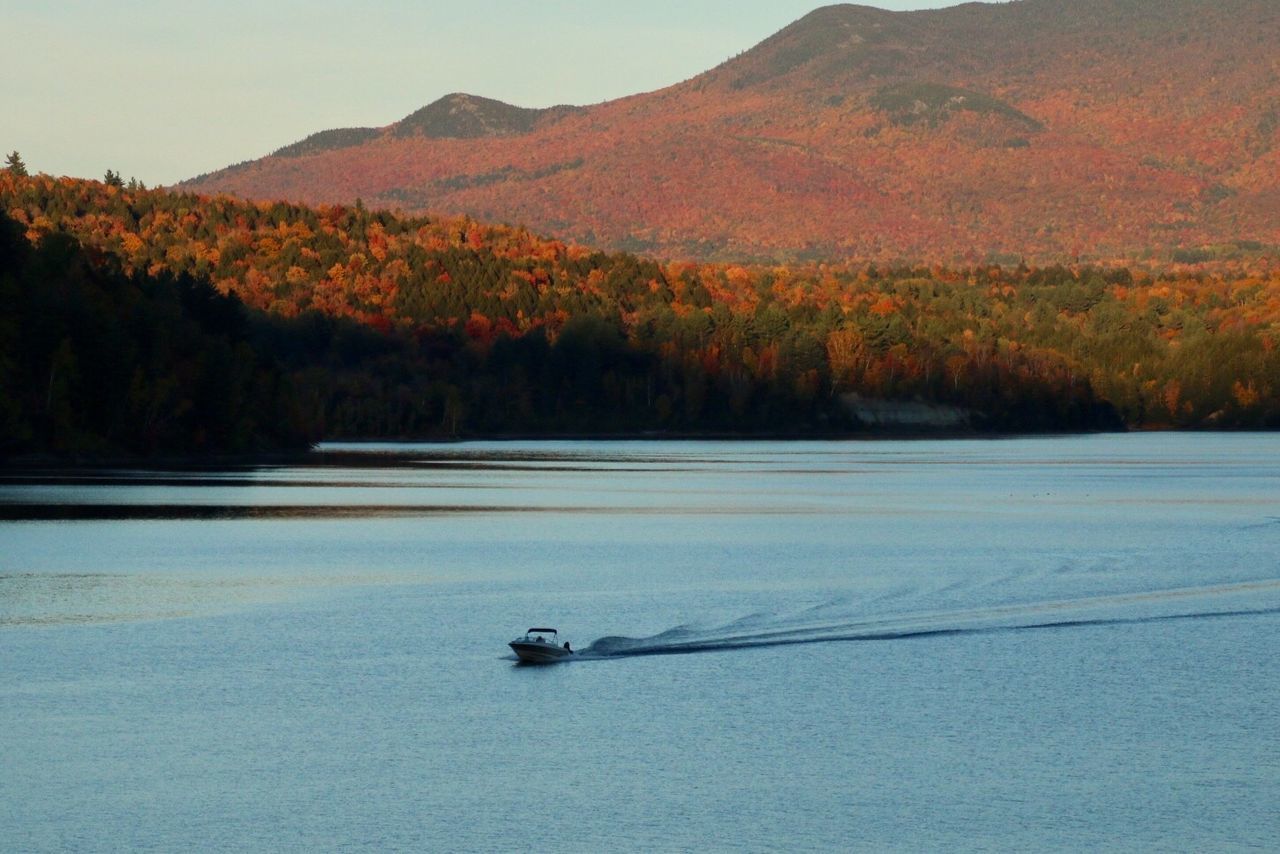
509, 642, 573, 664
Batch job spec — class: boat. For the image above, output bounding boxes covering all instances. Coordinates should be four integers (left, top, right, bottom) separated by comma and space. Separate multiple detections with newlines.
509, 627, 574, 663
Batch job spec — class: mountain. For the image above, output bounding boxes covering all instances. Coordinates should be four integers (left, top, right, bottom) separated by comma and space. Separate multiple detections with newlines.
183, 0, 1280, 263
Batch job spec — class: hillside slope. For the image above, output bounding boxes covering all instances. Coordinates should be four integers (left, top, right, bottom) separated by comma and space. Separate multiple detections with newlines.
6, 173, 1279, 438
179, 0, 1280, 263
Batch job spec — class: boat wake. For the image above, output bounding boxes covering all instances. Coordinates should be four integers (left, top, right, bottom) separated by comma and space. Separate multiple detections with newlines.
576, 579, 1280, 660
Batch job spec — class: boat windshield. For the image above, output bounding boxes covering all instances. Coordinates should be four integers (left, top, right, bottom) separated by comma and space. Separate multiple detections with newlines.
519, 628, 559, 642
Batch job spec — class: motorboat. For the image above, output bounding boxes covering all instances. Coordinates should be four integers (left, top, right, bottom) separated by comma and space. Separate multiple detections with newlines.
509, 628, 574, 663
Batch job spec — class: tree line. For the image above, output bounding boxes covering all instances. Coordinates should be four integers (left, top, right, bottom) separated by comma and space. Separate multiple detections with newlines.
1, 169, 1277, 456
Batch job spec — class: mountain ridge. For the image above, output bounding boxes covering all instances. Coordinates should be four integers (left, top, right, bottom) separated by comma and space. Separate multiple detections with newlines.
178, 0, 1280, 263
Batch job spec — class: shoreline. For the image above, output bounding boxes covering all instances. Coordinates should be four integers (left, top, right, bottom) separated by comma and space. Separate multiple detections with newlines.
34, 424, 1278, 471
7, 425, 1276, 471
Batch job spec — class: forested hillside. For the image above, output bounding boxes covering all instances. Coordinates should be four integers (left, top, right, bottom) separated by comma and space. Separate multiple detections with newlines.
0, 211, 314, 456
3, 172, 1278, 456
180, 0, 1280, 263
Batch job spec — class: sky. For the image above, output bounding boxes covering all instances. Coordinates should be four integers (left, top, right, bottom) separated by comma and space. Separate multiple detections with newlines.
3, 1, 980, 186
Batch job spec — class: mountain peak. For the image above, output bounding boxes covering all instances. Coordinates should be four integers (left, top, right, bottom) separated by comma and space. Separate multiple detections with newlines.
793, 3, 906, 27
719, 3, 925, 90
392, 93, 579, 139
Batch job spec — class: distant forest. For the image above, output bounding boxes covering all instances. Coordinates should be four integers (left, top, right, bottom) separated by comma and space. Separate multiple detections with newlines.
1, 172, 1278, 457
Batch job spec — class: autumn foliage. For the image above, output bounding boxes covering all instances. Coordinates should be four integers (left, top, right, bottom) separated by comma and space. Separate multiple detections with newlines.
179, 0, 1280, 265
3, 172, 1278, 456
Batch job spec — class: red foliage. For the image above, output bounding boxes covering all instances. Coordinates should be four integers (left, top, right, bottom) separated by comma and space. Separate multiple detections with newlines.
176, 1, 1280, 265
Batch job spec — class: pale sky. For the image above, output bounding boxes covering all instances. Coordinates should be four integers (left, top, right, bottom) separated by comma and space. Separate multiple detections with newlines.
3, 1, 982, 186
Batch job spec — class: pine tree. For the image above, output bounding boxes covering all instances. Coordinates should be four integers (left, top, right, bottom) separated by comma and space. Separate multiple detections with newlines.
104, 169, 124, 187
5, 151, 27, 176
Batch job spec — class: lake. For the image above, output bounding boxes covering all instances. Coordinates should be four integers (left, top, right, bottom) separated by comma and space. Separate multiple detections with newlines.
2, 434, 1278, 851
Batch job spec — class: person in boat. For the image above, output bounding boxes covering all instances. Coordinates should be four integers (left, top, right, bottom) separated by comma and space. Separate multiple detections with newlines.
535, 635, 544, 643
563, 641, 572, 652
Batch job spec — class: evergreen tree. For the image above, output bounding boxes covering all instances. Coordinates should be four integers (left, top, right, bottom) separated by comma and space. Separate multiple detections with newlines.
104, 169, 124, 187
5, 151, 26, 176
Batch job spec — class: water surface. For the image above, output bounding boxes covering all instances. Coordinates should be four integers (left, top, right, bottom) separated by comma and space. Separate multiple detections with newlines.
2, 435, 1278, 850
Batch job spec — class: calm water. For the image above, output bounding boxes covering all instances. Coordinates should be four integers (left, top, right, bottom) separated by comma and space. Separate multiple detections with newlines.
2, 435, 1278, 851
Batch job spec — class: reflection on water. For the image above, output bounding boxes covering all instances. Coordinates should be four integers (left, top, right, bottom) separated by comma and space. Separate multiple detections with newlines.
0, 503, 569, 521
0, 570, 429, 627
1, 434, 1278, 630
